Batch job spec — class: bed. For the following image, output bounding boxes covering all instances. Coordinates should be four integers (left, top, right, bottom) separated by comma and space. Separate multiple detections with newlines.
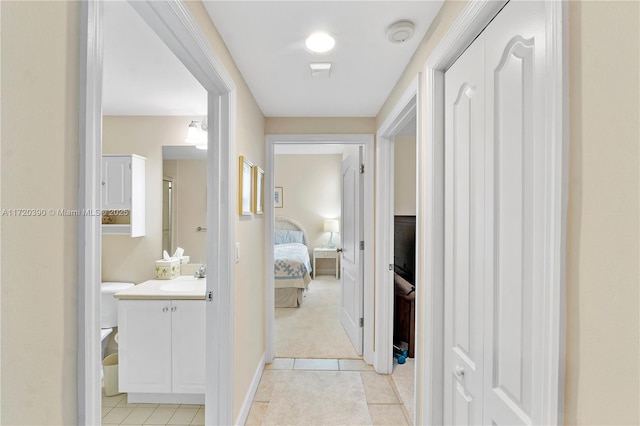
274, 216, 313, 307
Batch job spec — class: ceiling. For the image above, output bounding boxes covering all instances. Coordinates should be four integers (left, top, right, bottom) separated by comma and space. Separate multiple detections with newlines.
103, 1, 207, 116
203, 1, 443, 117
103, 1, 443, 118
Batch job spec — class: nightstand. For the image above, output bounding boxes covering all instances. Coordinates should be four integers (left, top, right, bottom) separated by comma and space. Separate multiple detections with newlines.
313, 247, 340, 279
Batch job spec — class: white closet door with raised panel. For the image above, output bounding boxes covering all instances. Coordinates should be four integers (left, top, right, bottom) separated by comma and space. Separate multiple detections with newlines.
482, 1, 547, 424
443, 30, 486, 426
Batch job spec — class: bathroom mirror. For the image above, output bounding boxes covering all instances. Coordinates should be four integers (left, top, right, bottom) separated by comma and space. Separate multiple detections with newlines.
162, 145, 207, 263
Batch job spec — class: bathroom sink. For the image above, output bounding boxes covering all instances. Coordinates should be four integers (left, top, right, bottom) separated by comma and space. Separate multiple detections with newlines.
160, 281, 205, 292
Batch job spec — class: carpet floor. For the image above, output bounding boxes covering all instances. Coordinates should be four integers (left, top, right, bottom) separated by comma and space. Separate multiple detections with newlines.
275, 276, 360, 359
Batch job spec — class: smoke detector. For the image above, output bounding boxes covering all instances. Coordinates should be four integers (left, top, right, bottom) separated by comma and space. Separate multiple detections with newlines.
387, 21, 415, 44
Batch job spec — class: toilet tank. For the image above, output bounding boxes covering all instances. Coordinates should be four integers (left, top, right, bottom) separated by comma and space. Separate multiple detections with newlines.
101, 282, 134, 328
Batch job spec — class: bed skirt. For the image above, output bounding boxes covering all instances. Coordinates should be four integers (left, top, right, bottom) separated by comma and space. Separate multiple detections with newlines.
275, 287, 305, 308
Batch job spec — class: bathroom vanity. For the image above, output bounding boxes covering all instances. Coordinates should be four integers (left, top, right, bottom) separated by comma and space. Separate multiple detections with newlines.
115, 276, 206, 404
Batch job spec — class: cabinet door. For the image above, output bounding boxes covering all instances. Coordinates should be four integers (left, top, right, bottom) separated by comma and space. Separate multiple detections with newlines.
102, 156, 132, 210
171, 300, 205, 394
118, 300, 172, 393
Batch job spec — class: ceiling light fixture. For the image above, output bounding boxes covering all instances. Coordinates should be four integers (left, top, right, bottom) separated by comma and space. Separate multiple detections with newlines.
387, 20, 415, 44
305, 32, 335, 53
185, 120, 208, 150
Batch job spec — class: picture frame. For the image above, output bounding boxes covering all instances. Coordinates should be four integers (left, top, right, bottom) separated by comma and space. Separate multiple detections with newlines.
238, 155, 253, 215
252, 166, 264, 214
274, 186, 283, 208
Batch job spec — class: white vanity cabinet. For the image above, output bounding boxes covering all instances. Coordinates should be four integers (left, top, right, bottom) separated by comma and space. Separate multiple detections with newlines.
102, 154, 146, 237
118, 299, 205, 402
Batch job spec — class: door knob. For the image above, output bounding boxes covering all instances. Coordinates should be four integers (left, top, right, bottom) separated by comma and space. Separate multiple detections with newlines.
454, 365, 465, 378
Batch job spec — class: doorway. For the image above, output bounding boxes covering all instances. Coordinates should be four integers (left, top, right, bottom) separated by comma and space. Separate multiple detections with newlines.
264, 134, 375, 368
78, 1, 236, 424
271, 144, 359, 360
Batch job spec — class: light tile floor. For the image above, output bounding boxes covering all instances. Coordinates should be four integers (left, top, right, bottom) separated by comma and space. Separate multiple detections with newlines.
102, 391, 204, 425
246, 358, 412, 425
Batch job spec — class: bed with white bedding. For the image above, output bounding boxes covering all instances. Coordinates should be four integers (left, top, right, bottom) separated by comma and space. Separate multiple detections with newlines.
274, 217, 312, 307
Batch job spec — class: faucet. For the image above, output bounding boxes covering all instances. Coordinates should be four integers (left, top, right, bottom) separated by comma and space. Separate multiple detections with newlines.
194, 263, 206, 278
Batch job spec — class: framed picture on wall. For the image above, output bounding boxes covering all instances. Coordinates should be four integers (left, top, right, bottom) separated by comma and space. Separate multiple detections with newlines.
252, 166, 264, 214
239, 155, 253, 216
274, 187, 283, 208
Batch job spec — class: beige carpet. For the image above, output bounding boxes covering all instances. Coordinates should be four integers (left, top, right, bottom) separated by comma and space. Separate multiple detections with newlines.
261, 371, 372, 425
275, 276, 360, 359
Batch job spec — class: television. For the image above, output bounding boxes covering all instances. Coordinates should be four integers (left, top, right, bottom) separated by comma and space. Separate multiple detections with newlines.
394, 215, 416, 286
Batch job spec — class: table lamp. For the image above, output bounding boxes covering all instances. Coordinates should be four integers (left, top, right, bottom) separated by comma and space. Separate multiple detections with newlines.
324, 219, 339, 248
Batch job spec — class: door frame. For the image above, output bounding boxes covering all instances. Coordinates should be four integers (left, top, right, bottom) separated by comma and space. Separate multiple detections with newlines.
78, 1, 236, 424
375, 75, 419, 377
264, 134, 375, 367
416, 1, 569, 425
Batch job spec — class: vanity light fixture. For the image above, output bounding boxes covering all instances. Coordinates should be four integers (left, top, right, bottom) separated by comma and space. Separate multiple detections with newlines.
305, 32, 335, 53
185, 120, 208, 150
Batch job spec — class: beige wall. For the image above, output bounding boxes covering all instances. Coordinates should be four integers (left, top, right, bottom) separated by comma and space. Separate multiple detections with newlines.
102, 116, 204, 284
377, 1, 640, 424
275, 154, 342, 271
565, 2, 639, 424
183, 2, 266, 420
394, 135, 417, 216
1, 2, 80, 423
266, 117, 375, 135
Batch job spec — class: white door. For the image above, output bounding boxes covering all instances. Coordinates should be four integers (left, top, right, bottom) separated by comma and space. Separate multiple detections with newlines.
443, 30, 486, 425
444, 0, 548, 424
482, 1, 546, 424
340, 150, 364, 355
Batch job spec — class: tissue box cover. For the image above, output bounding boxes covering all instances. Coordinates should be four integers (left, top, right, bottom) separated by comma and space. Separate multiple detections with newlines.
155, 259, 180, 280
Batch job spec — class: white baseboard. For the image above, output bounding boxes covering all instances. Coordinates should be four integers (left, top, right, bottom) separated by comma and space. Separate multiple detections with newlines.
235, 352, 265, 426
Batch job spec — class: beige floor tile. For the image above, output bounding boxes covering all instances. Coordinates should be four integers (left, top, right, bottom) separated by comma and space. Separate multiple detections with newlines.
360, 372, 399, 404
135, 403, 159, 409
102, 405, 114, 418
116, 397, 139, 408
102, 406, 134, 424
121, 407, 155, 424
102, 393, 127, 407
167, 407, 198, 425
245, 402, 269, 426
293, 358, 339, 370
263, 371, 371, 425
190, 408, 205, 425
265, 358, 294, 370
339, 359, 373, 371
254, 370, 293, 402
367, 404, 409, 426
144, 407, 178, 424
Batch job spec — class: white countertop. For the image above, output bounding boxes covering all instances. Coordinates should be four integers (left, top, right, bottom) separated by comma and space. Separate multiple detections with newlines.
114, 275, 206, 300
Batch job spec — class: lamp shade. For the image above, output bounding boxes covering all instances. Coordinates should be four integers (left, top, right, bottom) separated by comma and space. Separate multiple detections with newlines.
324, 219, 339, 233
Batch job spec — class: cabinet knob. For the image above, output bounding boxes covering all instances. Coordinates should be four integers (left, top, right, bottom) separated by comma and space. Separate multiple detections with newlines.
454, 365, 465, 378
171, 306, 176, 312
162, 307, 169, 313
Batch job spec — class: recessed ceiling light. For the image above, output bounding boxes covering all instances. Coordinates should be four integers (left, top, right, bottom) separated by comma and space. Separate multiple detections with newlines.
387, 21, 415, 44
305, 32, 335, 53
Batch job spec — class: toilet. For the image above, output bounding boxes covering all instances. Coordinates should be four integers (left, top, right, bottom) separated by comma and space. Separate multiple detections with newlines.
101, 282, 134, 358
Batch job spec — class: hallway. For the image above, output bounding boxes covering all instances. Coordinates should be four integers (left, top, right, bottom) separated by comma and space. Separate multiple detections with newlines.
246, 358, 412, 425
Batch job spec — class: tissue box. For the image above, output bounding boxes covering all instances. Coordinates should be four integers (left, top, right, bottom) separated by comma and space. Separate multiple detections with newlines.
155, 259, 180, 280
